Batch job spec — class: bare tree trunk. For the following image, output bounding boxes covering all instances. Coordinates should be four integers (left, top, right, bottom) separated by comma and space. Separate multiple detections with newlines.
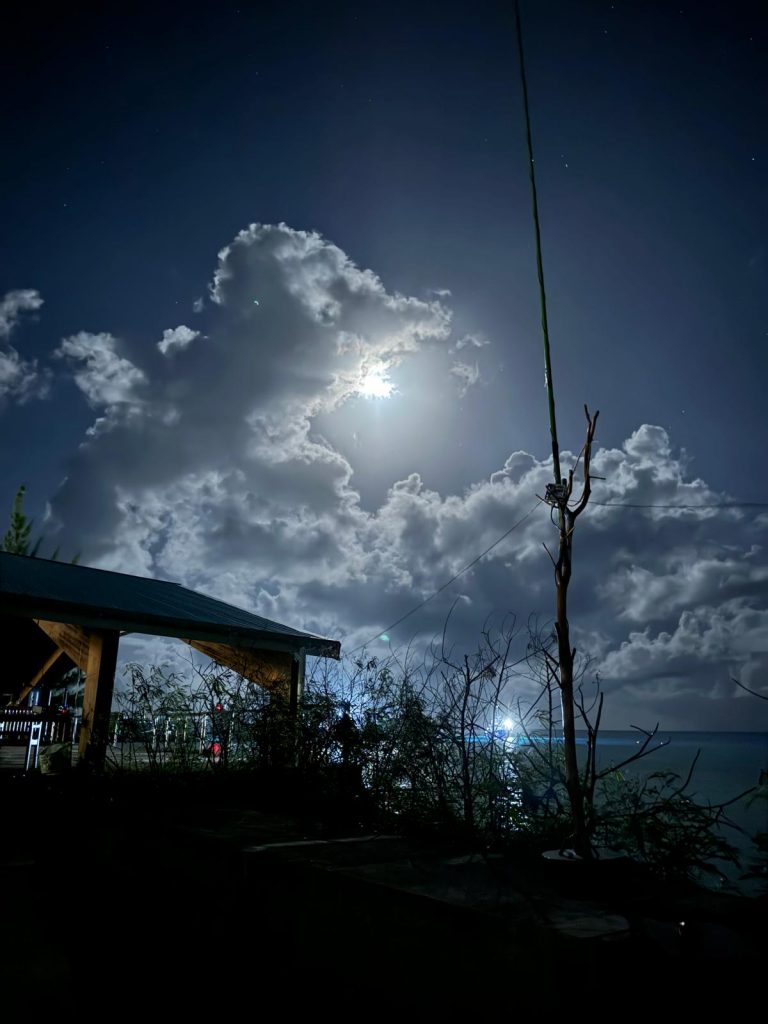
547, 406, 599, 858
554, 515, 589, 857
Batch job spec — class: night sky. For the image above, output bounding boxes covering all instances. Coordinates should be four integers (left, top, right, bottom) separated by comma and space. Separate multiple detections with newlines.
2, 1, 766, 728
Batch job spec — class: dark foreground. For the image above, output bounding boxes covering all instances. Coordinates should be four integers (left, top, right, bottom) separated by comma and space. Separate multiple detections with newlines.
2, 772, 765, 1011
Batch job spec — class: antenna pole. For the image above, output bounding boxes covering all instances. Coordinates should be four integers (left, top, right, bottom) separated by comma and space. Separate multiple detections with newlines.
514, 0, 599, 860
514, 0, 562, 489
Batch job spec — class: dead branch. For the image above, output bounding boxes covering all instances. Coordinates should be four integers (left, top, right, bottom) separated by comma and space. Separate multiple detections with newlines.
594, 722, 671, 780
570, 405, 600, 517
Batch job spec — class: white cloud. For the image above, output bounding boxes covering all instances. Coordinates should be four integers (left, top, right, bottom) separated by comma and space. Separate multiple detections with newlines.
43, 225, 768, 730
54, 332, 146, 408
600, 600, 768, 704
0, 349, 47, 403
615, 601, 768, 665
209, 224, 451, 370
157, 325, 200, 356
0, 289, 43, 339
450, 360, 480, 396
47, 222, 452, 571
598, 550, 768, 624
453, 332, 489, 350
0, 289, 49, 404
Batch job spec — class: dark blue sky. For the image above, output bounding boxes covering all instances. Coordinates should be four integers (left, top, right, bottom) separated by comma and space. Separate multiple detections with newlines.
1, 1, 767, 726
3, 1, 765, 506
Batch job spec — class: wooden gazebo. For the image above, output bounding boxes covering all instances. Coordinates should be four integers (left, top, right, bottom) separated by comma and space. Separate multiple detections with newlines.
0, 552, 340, 767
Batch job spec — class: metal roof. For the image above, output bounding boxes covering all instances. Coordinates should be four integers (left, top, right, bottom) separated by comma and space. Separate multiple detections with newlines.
0, 552, 340, 659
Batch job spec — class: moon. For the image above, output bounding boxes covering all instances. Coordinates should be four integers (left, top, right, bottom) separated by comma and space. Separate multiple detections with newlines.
357, 368, 394, 399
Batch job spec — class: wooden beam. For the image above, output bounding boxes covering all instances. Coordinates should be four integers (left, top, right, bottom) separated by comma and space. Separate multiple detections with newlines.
34, 619, 90, 671
182, 639, 293, 694
14, 648, 66, 706
79, 629, 120, 768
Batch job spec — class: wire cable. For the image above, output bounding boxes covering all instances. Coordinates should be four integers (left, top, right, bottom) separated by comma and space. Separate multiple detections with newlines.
592, 501, 768, 510
344, 496, 767, 655
347, 499, 544, 654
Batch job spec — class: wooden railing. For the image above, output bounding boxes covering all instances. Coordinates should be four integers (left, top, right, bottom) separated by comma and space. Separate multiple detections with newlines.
0, 707, 74, 770
0, 706, 73, 744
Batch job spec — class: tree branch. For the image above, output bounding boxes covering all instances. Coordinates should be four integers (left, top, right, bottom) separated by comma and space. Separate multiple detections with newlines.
571, 406, 600, 518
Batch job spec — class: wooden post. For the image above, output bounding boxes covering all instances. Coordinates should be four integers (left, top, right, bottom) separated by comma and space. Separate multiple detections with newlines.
79, 629, 120, 768
287, 653, 305, 767
289, 653, 305, 717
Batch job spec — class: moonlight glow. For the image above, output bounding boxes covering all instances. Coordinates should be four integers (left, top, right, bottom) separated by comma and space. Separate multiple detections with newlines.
357, 367, 394, 399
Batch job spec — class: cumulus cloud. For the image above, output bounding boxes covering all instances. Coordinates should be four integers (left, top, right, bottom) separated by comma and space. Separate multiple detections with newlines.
54, 332, 146, 408
0, 289, 49, 403
45, 224, 768, 729
600, 601, 768, 683
157, 325, 200, 356
48, 222, 452, 571
450, 360, 480, 396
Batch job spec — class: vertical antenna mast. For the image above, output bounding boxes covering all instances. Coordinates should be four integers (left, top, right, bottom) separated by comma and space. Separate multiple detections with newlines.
514, 0, 600, 859
514, 0, 562, 491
